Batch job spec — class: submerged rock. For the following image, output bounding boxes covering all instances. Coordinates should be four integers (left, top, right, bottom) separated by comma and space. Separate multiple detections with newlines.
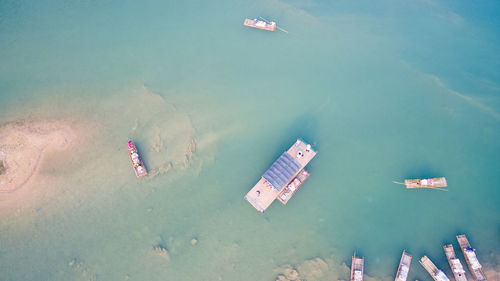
147, 162, 173, 177
152, 134, 164, 153
186, 138, 196, 158
276, 274, 289, 281
153, 245, 170, 261
275, 256, 353, 281
184, 138, 197, 167
278, 266, 299, 280
67, 258, 97, 281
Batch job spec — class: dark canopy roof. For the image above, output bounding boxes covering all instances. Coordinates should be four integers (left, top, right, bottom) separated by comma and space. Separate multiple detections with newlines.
262, 152, 302, 191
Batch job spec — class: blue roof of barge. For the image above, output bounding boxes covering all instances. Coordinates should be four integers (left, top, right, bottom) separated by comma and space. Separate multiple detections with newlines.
262, 152, 302, 191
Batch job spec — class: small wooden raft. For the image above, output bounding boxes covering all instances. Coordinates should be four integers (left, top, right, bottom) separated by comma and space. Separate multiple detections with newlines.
395, 177, 448, 190
351, 254, 364, 281
395, 250, 412, 281
443, 244, 468, 281
243, 18, 276, 31
457, 234, 487, 281
127, 140, 147, 178
419, 255, 450, 281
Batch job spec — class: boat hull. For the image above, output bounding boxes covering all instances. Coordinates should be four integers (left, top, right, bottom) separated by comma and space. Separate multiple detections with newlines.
457, 235, 487, 281
243, 18, 276, 31
127, 141, 148, 178
405, 177, 447, 189
351, 255, 364, 281
395, 250, 412, 281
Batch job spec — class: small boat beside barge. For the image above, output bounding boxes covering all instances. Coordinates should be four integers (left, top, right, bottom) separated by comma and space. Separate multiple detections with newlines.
420, 255, 450, 281
457, 234, 487, 281
243, 18, 276, 31
395, 250, 412, 281
394, 177, 448, 190
127, 140, 147, 178
443, 244, 468, 281
277, 169, 309, 204
351, 254, 364, 281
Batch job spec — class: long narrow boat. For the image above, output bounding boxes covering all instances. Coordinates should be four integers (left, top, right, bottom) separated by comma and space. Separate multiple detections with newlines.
419, 255, 450, 281
457, 235, 487, 281
443, 244, 468, 281
243, 18, 276, 31
351, 254, 364, 281
127, 140, 147, 178
395, 177, 448, 190
395, 250, 412, 281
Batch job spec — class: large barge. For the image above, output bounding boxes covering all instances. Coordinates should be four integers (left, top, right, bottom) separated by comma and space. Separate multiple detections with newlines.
420, 255, 450, 281
443, 244, 468, 281
244, 139, 316, 213
395, 250, 412, 281
457, 234, 487, 281
127, 140, 147, 178
351, 254, 364, 281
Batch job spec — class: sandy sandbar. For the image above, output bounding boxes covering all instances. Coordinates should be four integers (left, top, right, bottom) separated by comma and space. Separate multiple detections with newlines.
0, 120, 77, 193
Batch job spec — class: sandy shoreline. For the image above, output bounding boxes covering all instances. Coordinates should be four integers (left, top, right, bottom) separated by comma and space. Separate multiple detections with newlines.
0, 120, 77, 194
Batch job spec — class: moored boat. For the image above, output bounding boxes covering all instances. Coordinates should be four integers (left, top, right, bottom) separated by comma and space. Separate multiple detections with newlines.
420, 255, 450, 281
394, 177, 448, 190
277, 169, 309, 204
351, 254, 364, 281
243, 18, 276, 31
443, 244, 468, 281
244, 138, 316, 213
127, 140, 147, 178
457, 234, 487, 281
395, 250, 412, 281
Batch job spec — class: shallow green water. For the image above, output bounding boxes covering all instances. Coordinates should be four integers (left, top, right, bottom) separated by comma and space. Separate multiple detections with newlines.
0, 0, 499, 280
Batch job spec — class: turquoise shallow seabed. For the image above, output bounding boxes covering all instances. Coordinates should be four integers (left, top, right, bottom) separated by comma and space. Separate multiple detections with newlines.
0, 0, 499, 280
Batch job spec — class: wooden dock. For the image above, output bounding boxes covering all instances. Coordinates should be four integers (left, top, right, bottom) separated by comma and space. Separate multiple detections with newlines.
245, 139, 317, 213
351, 254, 364, 281
457, 235, 487, 281
243, 18, 276, 31
443, 244, 468, 281
403, 177, 447, 189
420, 256, 450, 281
395, 250, 412, 281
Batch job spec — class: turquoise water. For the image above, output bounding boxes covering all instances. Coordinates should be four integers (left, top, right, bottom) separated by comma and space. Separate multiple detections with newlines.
1, 0, 499, 280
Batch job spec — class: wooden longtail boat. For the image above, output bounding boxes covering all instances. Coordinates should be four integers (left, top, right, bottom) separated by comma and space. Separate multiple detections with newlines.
420, 255, 450, 281
351, 254, 364, 281
443, 244, 468, 281
127, 140, 147, 178
457, 235, 487, 281
394, 177, 448, 190
395, 250, 412, 281
243, 18, 276, 31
